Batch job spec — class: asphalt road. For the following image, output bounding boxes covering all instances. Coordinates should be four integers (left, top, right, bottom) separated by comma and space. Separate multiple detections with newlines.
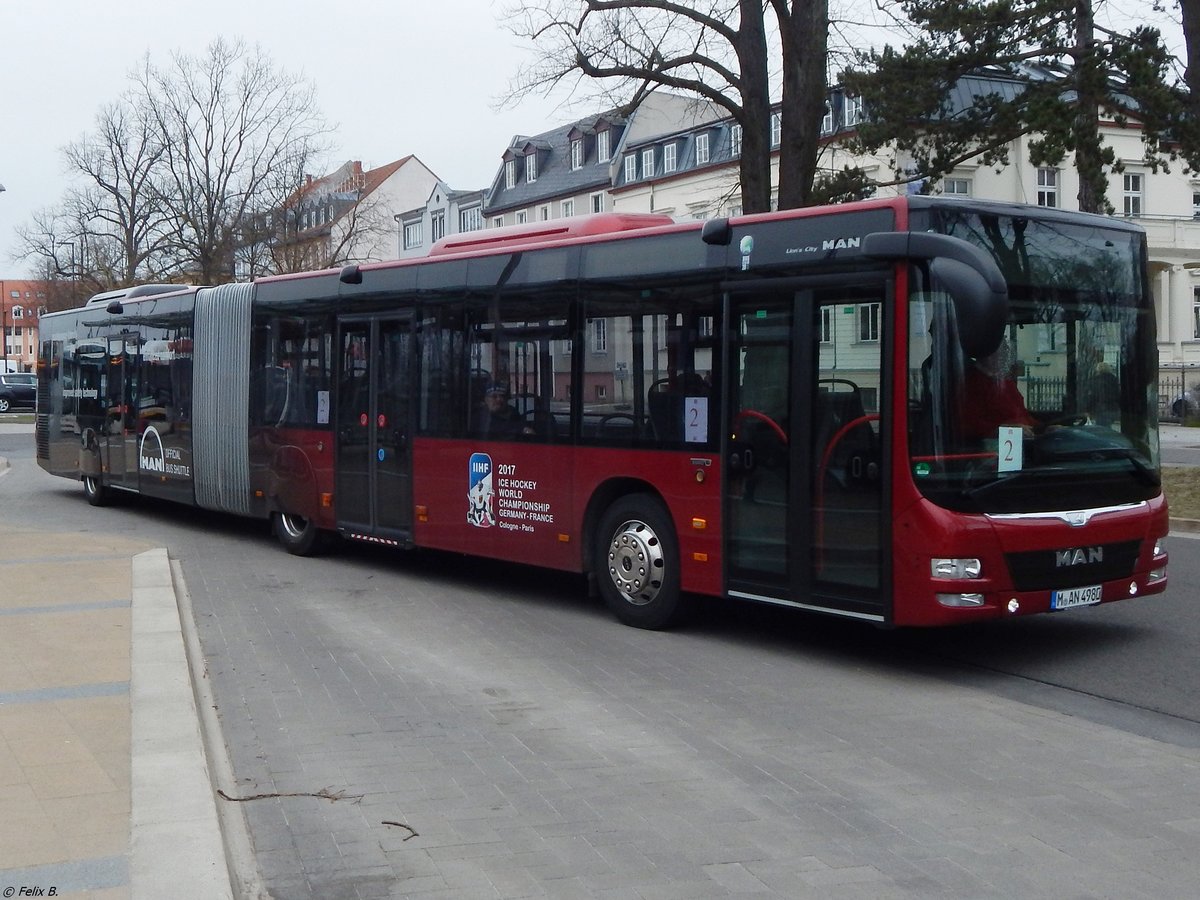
2, 419, 1198, 737
4, 421, 1200, 898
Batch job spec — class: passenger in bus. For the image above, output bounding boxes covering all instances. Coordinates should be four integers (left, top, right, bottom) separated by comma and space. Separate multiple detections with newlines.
474, 382, 534, 439
960, 341, 1040, 441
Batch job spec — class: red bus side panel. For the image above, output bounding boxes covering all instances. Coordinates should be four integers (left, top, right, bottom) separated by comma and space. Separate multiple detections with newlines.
411, 439, 723, 596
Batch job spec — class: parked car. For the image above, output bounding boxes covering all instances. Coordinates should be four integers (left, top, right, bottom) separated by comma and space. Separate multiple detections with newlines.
0, 372, 36, 412
1171, 385, 1200, 418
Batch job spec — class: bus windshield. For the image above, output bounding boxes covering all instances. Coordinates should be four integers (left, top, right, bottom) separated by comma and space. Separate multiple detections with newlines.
906, 208, 1160, 514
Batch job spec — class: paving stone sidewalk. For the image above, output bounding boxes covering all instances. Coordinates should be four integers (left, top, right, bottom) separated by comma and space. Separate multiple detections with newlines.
0, 523, 231, 900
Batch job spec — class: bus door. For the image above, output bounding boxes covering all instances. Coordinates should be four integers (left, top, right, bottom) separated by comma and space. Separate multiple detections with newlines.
334, 315, 414, 541
725, 285, 888, 623
104, 334, 137, 487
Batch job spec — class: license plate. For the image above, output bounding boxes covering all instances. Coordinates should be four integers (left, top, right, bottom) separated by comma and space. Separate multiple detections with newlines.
1051, 584, 1103, 610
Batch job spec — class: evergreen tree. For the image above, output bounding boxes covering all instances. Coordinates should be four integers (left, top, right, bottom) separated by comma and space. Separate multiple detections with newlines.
842, 0, 1187, 214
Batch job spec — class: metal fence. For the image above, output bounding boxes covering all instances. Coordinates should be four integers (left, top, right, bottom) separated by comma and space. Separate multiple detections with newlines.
1022, 370, 1200, 422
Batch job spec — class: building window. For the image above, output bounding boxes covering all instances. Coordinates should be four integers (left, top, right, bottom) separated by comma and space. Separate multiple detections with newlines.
642, 147, 655, 178
526, 153, 538, 183
770, 113, 781, 147
430, 211, 446, 243
696, 133, 710, 165
561, 198, 575, 217
590, 318, 607, 353
1192, 191, 1200, 220
403, 222, 423, 250
597, 129, 611, 163
1037, 168, 1058, 208
538, 205, 550, 221
516, 210, 528, 224
821, 103, 833, 133
730, 124, 742, 157
819, 306, 833, 343
505, 159, 516, 190
858, 303, 880, 342
943, 177, 971, 196
1194, 287, 1200, 339
591, 192, 605, 213
1123, 172, 1143, 216
570, 138, 583, 170
492, 216, 504, 228
459, 207, 482, 232
624, 153, 637, 183
844, 95, 864, 127
663, 142, 677, 173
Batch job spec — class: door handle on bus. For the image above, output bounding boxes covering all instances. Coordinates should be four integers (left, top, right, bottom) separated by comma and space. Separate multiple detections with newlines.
729, 447, 754, 472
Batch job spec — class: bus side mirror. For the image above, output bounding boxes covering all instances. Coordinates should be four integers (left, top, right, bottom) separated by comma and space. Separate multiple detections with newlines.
929, 257, 1007, 358
863, 230, 1009, 358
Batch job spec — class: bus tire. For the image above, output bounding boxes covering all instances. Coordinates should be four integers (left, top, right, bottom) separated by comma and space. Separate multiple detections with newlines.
595, 494, 686, 629
82, 474, 109, 507
273, 511, 322, 556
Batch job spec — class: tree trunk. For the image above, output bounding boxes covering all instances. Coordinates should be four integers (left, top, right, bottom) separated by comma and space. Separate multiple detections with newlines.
775, 0, 829, 209
1071, 0, 1107, 214
734, 0, 772, 214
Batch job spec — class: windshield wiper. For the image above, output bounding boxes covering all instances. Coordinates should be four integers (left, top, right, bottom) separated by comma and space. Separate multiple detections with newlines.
960, 468, 1044, 504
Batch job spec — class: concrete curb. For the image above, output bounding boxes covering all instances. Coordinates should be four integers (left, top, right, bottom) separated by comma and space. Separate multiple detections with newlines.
130, 549, 234, 900
172, 558, 268, 900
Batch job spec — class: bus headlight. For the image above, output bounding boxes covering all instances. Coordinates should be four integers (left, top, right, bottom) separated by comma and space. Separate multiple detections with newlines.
931, 558, 982, 579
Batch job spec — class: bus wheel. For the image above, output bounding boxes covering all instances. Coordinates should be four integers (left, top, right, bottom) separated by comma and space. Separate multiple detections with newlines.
595, 494, 686, 629
83, 475, 109, 507
273, 511, 321, 556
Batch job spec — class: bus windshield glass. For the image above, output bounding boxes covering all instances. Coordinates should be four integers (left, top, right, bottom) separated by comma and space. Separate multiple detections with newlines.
907, 207, 1160, 514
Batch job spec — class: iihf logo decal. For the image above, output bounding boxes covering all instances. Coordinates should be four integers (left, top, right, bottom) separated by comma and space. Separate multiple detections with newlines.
467, 452, 496, 527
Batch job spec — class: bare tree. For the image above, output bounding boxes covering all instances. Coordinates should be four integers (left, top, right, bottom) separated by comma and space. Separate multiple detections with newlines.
135, 38, 329, 284
14, 99, 176, 294
504, 0, 830, 212
63, 99, 178, 286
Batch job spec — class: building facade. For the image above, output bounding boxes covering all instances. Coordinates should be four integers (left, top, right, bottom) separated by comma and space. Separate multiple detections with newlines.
0, 279, 48, 372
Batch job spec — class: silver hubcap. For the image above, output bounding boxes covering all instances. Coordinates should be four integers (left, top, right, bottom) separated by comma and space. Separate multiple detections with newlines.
279, 513, 308, 539
606, 518, 665, 606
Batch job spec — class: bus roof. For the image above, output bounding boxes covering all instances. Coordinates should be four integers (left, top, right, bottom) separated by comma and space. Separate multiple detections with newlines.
427, 212, 676, 257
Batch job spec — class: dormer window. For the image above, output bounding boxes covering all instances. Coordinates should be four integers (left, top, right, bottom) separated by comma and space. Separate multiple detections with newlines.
624, 153, 637, 183
597, 130, 611, 163
526, 152, 538, 183
642, 148, 655, 178
570, 138, 583, 170
730, 124, 742, 157
663, 142, 677, 173
505, 159, 516, 190
696, 133, 710, 165
770, 113, 781, 147
844, 95, 863, 127
821, 103, 833, 133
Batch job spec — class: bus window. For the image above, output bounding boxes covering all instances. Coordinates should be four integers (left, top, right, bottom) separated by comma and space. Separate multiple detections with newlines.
253, 315, 333, 427
582, 286, 719, 447
466, 300, 569, 441
418, 305, 468, 438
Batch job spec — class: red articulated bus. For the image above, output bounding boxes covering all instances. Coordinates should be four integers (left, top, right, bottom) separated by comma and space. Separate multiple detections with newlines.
36, 197, 1169, 628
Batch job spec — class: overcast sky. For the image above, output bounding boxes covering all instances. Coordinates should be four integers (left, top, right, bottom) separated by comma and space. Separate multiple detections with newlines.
0, 1, 1185, 279
0, 0, 567, 277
